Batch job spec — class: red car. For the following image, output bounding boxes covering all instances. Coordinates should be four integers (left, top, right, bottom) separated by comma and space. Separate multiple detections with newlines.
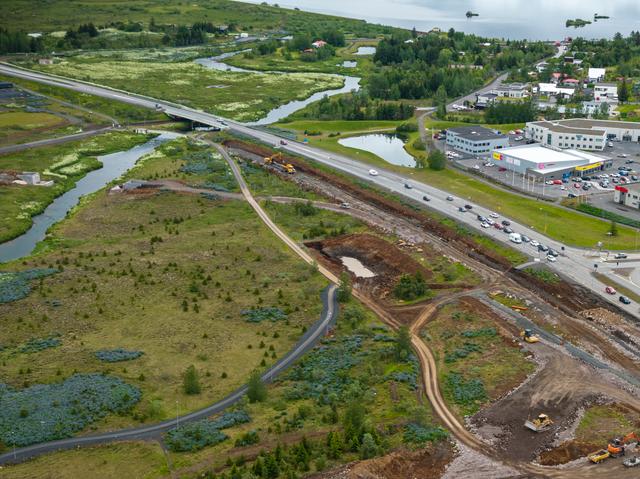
574, 183, 581, 188
605, 286, 616, 295
553, 179, 562, 185
493, 223, 503, 230
498, 167, 507, 172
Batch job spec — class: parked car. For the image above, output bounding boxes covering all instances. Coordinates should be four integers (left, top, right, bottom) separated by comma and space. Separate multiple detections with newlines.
615, 253, 628, 259
514, 136, 524, 141
619, 295, 632, 305
574, 183, 581, 188
605, 286, 617, 295
553, 179, 562, 185
546, 254, 557, 262
446, 195, 454, 201
423, 195, 431, 202
369, 169, 379, 176
618, 153, 628, 158
607, 141, 614, 147
633, 175, 639, 181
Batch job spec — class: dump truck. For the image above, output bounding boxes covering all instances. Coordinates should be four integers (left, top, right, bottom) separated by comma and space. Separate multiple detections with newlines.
264, 153, 295, 174
608, 432, 639, 457
588, 449, 610, 464
524, 413, 553, 432
520, 329, 540, 343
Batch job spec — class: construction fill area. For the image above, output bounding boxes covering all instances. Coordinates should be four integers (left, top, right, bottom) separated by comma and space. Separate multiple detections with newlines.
224, 139, 640, 478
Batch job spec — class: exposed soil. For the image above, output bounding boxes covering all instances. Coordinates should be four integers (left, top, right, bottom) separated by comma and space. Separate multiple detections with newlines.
307, 442, 454, 479
538, 441, 599, 466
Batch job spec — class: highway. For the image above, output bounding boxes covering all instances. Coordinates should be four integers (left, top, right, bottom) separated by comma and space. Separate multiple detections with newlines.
1, 62, 638, 318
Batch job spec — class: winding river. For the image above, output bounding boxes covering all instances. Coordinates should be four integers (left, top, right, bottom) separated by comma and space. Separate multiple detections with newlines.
195, 51, 361, 125
0, 132, 180, 264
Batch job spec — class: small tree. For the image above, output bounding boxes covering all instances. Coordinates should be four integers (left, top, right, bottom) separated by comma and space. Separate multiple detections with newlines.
247, 370, 267, 403
618, 79, 629, 104
337, 271, 352, 303
183, 365, 201, 395
610, 220, 619, 237
395, 326, 413, 361
427, 150, 447, 171
359, 433, 378, 459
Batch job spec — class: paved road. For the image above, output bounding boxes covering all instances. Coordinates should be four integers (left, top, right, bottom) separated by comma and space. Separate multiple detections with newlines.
0, 127, 112, 155
0, 281, 338, 465
446, 72, 508, 112
1, 63, 637, 318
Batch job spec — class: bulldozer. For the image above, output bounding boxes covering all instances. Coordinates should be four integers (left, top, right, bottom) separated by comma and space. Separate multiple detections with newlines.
608, 432, 640, 457
520, 328, 540, 343
524, 413, 553, 432
264, 152, 295, 174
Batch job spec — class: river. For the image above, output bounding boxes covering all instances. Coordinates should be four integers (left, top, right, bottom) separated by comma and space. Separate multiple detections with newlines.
0, 132, 180, 264
239, 0, 637, 40
195, 52, 361, 126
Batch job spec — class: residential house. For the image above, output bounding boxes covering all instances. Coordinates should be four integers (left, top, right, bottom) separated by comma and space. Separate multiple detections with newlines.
312, 40, 327, 48
594, 82, 618, 102
491, 83, 529, 99
475, 92, 498, 109
588, 67, 606, 83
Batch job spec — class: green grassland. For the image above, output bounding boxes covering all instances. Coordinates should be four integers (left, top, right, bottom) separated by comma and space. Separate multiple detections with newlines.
0, 74, 166, 125
0, 131, 154, 243
22, 55, 344, 122
424, 300, 535, 417
575, 404, 636, 445
4, 0, 394, 36
0, 111, 73, 147
274, 120, 640, 250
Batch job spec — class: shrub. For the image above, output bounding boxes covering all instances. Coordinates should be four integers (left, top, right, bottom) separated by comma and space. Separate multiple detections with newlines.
235, 430, 260, 447
294, 200, 319, 217
460, 328, 497, 338
0, 374, 141, 447
95, 349, 143, 362
19, 335, 61, 353
165, 410, 251, 452
241, 307, 287, 323
183, 365, 201, 395
403, 423, 448, 445
393, 272, 428, 301
247, 370, 267, 403
444, 342, 482, 363
445, 372, 487, 406
0, 269, 57, 303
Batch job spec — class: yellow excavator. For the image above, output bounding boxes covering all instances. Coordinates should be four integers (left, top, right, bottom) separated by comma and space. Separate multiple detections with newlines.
524, 413, 553, 432
520, 328, 540, 343
264, 152, 295, 174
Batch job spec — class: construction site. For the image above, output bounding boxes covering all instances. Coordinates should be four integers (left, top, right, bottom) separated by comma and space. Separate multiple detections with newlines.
223, 138, 640, 478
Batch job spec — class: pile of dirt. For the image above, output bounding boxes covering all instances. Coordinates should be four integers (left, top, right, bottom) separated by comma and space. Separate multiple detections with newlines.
580, 307, 624, 326
538, 440, 599, 466
307, 442, 453, 479
306, 233, 431, 300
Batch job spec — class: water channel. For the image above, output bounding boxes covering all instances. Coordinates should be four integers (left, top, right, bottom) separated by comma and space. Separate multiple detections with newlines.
0, 132, 180, 264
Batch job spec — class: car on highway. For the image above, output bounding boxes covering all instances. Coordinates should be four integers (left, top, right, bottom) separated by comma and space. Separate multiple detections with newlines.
538, 244, 549, 252
521, 235, 530, 243
423, 195, 431, 202
369, 169, 379, 176
530, 240, 540, 247
605, 286, 617, 295
490, 212, 499, 218
514, 136, 524, 141
481, 222, 490, 228
546, 254, 557, 262
404, 183, 413, 189
615, 253, 628, 259
548, 249, 559, 257
501, 220, 511, 226
619, 295, 632, 305
464, 204, 473, 210
503, 227, 514, 234
280, 139, 288, 145
446, 195, 454, 201
477, 215, 486, 222
568, 193, 577, 198
553, 179, 563, 185
458, 206, 466, 212
493, 223, 504, 230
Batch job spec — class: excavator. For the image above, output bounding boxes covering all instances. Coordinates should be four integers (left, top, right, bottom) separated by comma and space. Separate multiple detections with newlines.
608, 432, 640, 457
524, 413, 553, 432
520, 328, 540, 343
264, 152, 295, 174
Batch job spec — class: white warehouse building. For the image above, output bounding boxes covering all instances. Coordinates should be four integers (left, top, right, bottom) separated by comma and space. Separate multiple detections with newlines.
445, 126, 510, 155
525, 119, 640, 151
491, 144, 612, 180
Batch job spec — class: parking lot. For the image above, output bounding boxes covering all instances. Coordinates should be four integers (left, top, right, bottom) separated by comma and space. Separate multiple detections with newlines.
442, 135, 640, 200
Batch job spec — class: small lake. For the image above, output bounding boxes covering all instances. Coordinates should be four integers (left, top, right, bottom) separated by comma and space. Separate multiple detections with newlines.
354, 46, 376, 56
338, 134, 416, 168
340, 256, 376, 278
0, 132, 180, 264
340, 61, 357, 68
195, 51, 361, 125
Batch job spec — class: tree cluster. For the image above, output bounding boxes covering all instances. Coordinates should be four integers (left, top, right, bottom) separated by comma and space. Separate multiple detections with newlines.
289, 91, 414, 121
484, 100, 537, 124
0, 28, 43, 54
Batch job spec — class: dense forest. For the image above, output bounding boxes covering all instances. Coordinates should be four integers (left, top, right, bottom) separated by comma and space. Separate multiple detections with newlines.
0, 28, 43, 54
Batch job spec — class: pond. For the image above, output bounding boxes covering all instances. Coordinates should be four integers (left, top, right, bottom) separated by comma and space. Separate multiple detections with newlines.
340, 61, 357, 68
0, 132, 180, 264
340, 256, 376, 278
195, 51, 361, 125
338, 134, 416, 168
354, 46, 376, 56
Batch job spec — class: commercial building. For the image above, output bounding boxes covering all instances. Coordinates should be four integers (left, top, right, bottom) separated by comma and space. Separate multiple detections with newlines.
445, 126, 509, 155
490, 144, 612, 180
475, 92, 498, 108
614, 184, 640, 209
526, 119, 640, 150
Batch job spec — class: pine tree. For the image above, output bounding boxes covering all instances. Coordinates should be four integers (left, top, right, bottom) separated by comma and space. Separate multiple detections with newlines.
247, 370, 267, 403
337, 271, 352, 303
183, 365, 201, 395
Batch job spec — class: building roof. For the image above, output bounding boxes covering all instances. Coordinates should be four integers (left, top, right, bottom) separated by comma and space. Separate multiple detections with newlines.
556, 119, 640, 131
588, 67, 606, 78
448, 125, 507, 141
595, 82, 617, 87
496, 144, 609, 173
528, 121, 606, 136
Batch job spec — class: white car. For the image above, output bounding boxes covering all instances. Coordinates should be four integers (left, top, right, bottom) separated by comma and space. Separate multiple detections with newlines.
490, 212, 499, 218
545, 180, 554, 185
369, 169, 379, 176
560, 186, 566, 190
481, 222, 490, 228
473, 165, 481, 170
546, 254, 557, 262
509, 130, 516, 135
514, 136, 524, 141
530, 240, 540, 247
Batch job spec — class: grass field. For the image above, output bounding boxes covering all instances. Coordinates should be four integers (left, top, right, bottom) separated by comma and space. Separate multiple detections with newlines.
22, 56, 344, 122
575, 404, 636, 445
0, 131, 154, 243
424, 300, 535, 417
0, 111, 73, 147
274, 120, 640, 250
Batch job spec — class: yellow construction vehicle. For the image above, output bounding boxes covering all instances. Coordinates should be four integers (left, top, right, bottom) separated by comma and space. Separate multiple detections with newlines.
524, 413, 553, 432
588, 449, 610, 464
520, 328, 540, 343
264, 153, 295, 174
